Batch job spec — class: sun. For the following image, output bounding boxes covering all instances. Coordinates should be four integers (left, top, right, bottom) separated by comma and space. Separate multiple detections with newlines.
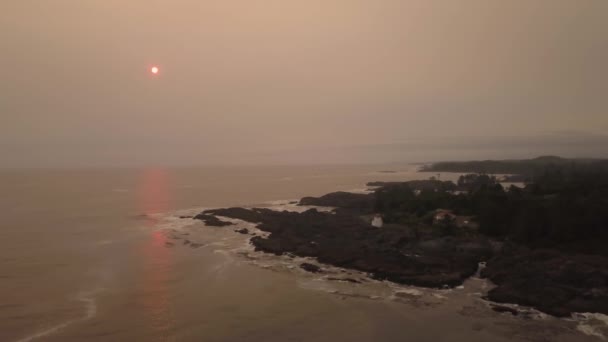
150, 66, 159, 74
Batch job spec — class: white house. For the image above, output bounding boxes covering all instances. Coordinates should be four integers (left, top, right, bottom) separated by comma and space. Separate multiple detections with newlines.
433, 209, 456, 224
371, 214, 383, 228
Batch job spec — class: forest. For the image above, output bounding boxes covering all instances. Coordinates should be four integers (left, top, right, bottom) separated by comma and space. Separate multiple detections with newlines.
376, 160, 608, 251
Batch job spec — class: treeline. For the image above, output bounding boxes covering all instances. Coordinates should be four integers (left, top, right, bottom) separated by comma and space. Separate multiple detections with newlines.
374, 174, 499, 224
374, 169, 608, 248
421, 156, 608, 179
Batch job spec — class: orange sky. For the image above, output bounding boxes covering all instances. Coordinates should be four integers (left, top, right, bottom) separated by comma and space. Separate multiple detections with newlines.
1, 1, 607, 166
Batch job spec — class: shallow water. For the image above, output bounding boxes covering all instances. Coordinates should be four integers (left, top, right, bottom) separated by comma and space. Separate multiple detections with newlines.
0, 165, 604, 341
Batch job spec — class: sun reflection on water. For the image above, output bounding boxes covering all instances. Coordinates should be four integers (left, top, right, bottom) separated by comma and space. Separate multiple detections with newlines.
137, 168, 175, 339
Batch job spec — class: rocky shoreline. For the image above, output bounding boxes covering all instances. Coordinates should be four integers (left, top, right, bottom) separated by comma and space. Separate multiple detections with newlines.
202, 206, 495, 287
193, 182, 608, 318
482, 246, 608, 317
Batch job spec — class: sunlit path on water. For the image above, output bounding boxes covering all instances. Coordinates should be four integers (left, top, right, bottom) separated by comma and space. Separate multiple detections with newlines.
138, 168, 175, 339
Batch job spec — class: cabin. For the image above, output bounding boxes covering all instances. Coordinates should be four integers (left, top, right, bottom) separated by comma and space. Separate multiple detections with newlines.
371, 214, 383, 228
433, 209, 478, 229
455, 216, 478, 229
433, 209, 456, 224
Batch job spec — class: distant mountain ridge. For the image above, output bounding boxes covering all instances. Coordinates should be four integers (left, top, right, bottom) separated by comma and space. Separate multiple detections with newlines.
421, 156, 608, 176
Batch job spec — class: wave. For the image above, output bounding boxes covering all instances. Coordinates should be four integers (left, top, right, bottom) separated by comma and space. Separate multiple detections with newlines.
15, 289, 101, 342
572, 313, 608, 340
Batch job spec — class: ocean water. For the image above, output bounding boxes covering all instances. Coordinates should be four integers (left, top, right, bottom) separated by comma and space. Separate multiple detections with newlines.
0, 165, 605, 342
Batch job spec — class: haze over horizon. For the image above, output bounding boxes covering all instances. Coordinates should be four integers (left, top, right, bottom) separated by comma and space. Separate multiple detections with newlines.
2, 1, 607, 167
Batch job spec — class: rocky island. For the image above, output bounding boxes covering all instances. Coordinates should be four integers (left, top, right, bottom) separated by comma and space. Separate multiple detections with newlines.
194, 157, 608, 318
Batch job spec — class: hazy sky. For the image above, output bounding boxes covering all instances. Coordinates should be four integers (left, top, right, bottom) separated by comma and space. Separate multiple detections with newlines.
2, 1, 607, 166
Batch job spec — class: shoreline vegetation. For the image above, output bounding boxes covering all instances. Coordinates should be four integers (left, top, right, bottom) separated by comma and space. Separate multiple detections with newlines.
195, 156, 608, 318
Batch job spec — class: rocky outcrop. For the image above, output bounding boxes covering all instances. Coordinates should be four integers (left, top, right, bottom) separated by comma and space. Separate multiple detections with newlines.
193, 213, 233, 227
204, 207, 266, 223
200, 207, 493, 288
367, 180, 456, 192
298, 191, 375, 213
196, 205, 608, 317
327, 277, 362, 283
481, 247, 608, 317
300, 263, 322, 273
195, 178, 608, 317
491, 304, 519, 315
235, 228, 250, 234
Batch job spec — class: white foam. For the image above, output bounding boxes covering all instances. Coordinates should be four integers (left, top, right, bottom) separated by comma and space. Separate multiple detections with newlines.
572, 313, 608, 340
394, 288, 423, 297
578, 324, 605, 340
166, 201, 488, 306
260, 200, 335, 213
484, 301, 549, 320
346, 188, 374, 194
77, 290, 98, 320
188, 206, 453, 304
154, 215, 197, 232
15, 289, 101, 342
15, 319, 75, 342
264, 199, 299, 206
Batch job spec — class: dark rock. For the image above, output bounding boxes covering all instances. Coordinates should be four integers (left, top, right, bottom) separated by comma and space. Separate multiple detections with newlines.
491, 304, 519, 315
189, 243, 203, 248
204, 207, 267, 223
235, 228, 250, 234
327, 277, 362, 283
179, 215, 194, 219
367, 180, 456, 192
481, 247, 608, 317
209, 207, 491, 288
299, 191, 375, 213
300, 263, 322, 273
165, 242, 174, 247
190, 176, 608, 317
193, 213, 233, 227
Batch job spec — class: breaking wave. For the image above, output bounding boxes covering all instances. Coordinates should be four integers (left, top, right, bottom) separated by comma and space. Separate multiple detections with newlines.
15, 289, 101, 342
572, 313, 608, 340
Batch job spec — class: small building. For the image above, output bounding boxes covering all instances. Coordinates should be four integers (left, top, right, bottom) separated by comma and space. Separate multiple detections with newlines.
433, 209, 456, 224
433, 209, 478, 229
455, 216, 478, 229
371, 214, 384, 228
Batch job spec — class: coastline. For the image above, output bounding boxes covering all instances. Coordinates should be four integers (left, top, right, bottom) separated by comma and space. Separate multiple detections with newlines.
6, 163, 607, 342
156, 191, 608, 341
186, 172, 608, 321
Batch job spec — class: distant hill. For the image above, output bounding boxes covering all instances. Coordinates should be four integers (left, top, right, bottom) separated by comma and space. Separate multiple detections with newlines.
421, 156, 608, 176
